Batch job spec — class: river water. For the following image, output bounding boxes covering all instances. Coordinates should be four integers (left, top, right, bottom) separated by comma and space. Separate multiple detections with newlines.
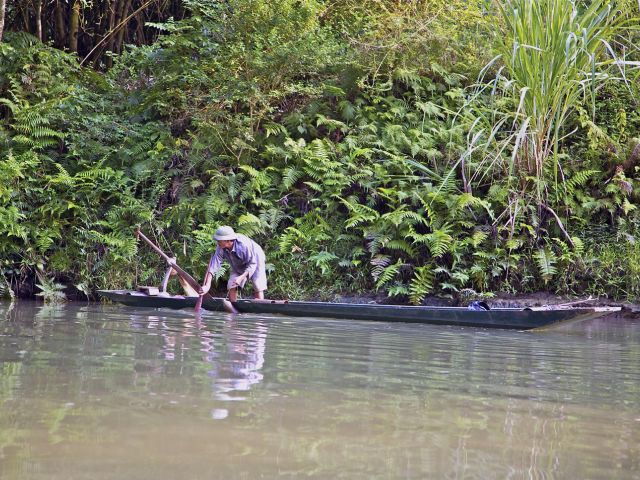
0, 301, 639, 479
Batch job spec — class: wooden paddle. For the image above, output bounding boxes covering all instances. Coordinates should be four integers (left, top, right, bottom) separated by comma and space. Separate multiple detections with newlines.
135, 229, 238, 314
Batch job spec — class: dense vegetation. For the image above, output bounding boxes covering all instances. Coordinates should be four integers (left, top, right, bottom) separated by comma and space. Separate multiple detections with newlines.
1, 0, 639, 303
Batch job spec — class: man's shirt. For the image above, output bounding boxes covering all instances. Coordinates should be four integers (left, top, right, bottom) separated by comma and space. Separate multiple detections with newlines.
207, 234, 264, 278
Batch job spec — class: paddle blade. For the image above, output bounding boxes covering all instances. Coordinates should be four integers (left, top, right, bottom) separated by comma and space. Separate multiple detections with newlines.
195, 295, 204, 312
222, 299, 239, 314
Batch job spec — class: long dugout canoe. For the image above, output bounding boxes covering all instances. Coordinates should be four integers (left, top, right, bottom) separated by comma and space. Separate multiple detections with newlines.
98, 290, 620, 330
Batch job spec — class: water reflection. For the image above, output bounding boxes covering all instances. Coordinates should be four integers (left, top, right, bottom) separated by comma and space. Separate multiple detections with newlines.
210, 319, 267, 403
0, 301, 639, 479
127, 312, 268, 401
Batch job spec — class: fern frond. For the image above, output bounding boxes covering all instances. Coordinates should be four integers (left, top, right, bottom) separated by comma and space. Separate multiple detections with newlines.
282, 166, 303, 189
534, 247, 557, 283
259, 207, 290, 232
384, 238, 417, 256
339, 197, 380, 229
387, 284, 410, 297
308, 251, 338, 275
381, 207, 428, 227
566, 169, 599, 194
428, 228, 454, 257
263, 122, 288, 138
407, 225, 453, 258
237, 213, 267, 237
373, 258, 403, 290
409, 265, 434, 305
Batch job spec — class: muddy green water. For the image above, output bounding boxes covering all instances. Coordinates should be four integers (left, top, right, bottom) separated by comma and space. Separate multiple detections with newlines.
0, 301, 639, 479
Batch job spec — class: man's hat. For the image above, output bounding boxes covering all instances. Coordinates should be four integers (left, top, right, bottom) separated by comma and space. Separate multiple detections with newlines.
213, 225, 238, 241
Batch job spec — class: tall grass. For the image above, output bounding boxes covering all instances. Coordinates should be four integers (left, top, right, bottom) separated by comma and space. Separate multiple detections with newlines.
461, 0, 636, 204
500, 0, 631, 181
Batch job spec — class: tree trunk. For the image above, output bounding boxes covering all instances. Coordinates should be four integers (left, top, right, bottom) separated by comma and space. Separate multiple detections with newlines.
55, 1, 66, 48
114, 0, 133, 54
69, 0, 81, 52
20, 2, 29, 31
35, 0, 43, 41
0, 0, 6, 42
135, 14, 145, 44
105, 0, 121, 68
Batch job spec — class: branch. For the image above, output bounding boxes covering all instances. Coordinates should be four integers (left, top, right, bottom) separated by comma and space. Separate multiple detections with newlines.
542, 204, 575, 248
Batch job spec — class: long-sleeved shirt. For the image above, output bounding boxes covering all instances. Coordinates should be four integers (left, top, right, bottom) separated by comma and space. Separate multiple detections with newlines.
207, 234, 265, 278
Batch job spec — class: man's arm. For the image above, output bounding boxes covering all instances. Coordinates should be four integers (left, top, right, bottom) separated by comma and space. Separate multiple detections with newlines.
233, 244, 259, 286
243, 254, 258, 278
200, 270, 212, 295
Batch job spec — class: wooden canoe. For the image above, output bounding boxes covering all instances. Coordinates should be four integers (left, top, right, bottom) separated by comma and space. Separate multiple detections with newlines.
97, 290, 620, 330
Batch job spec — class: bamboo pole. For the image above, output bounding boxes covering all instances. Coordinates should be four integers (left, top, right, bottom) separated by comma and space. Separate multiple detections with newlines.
135, 229, 239, 315
136, 229, 207, 313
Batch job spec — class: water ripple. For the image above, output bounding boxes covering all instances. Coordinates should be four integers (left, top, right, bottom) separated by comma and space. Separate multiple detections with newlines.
1, 301, 639, 479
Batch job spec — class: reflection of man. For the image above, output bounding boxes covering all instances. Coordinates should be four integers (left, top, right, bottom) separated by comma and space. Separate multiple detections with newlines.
199, 226, 267, 302
128, 311, 269, 416
211, 321, 268, 402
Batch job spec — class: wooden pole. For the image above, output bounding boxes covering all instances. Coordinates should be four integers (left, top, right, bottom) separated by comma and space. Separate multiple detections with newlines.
136, 230, 203, 312
136, 230, 202, 293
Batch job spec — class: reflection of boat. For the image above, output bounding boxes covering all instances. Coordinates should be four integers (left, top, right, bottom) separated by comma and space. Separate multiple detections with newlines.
98, 290, 620, 330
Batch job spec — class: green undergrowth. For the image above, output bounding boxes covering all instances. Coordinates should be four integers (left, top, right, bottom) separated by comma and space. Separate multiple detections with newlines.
1, 0, 640, 304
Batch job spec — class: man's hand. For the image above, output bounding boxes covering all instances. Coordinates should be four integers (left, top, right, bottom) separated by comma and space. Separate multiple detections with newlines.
199, 271, 213, 296
233, 273, 248, 288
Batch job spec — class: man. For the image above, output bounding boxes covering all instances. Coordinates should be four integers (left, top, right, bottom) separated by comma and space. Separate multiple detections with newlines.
199, 226, 267, 301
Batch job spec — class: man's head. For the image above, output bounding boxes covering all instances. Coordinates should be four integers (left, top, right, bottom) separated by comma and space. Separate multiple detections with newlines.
213, 226, 237, 250
218, 239, 234, 250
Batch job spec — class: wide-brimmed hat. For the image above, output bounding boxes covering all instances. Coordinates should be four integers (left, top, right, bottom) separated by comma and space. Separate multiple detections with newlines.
213, 225, 238, 241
